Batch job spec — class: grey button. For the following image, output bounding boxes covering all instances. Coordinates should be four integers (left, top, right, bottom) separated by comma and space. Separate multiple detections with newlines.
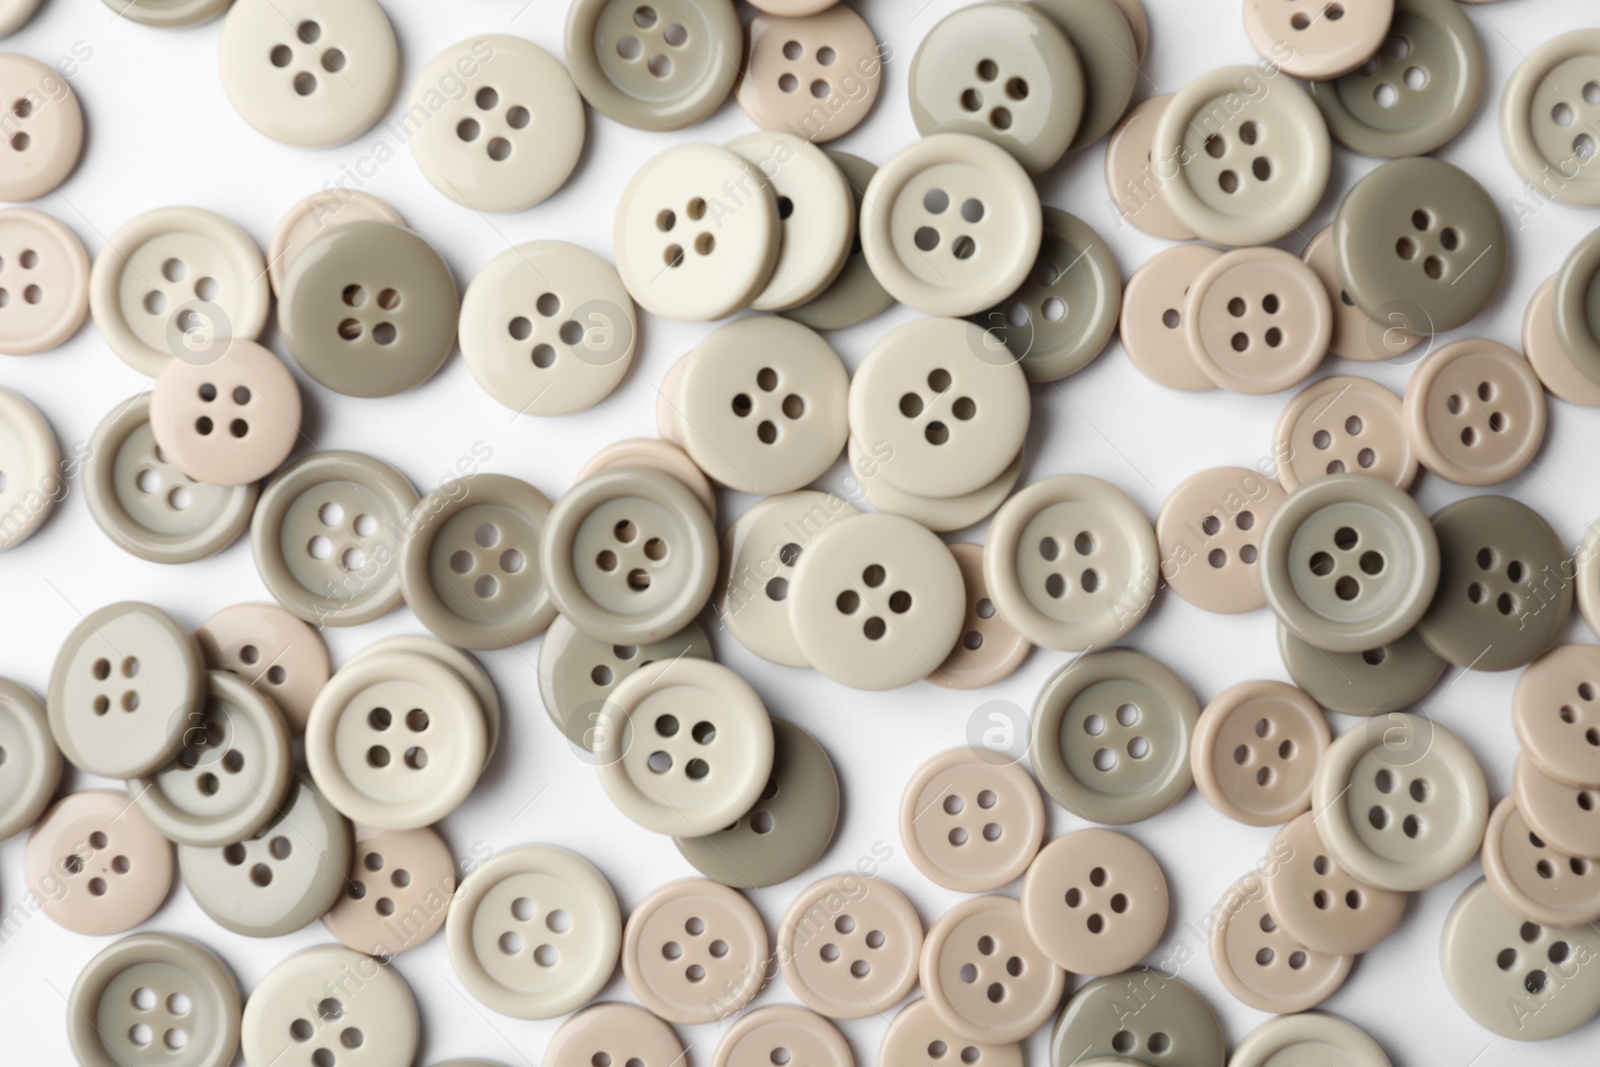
67, 932, 241, 1067
1050, 970, 1225, 1067
1277, 623, 1446, 718
564, 0, 742, 131
0, 677, 60, 842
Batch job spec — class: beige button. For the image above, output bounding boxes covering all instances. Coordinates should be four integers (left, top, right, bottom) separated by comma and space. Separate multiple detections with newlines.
1513, 644, 1600, 789
929, 543, 1031, 690
1184, 247, 1331, 395
1482, 795, 1600, 929
1264, 812, 1407, 956
545, 1003, 685, 1067
321, 825, 455, 957
1515, 754, 1600, 860
267, 190, 403, 298
1244, 0, 1394, 79
728, 132, 855, 312
1275, 375, 1418, 493
1525, 275, 1600, 408
1020, 828, 1169, 976
713, 1005, 853, 1067
1402, 338, 1547, 487
0, 383, 59, 551
778, 872, 923, 1020
1156, 466, 1287, 615
880, 999, 1022, 1067
622, 878, 767, 1024
149, 338, 301, 488
576, 437, 715, 520
195, 601, 330, 735
919, 895, 1065, 1043
1105, 96, 1197, 242
750, 0, 842, 15
25, 790, 173, 936
240, 944, 418, 1067
846, 434, 1022, 535
900, 748, 1044, 893
1303, 226, 1420, 365
0, 53, 83, 201
1119, 243, 1218, 392
1209, 872, 1352, 1014
737, 6, 882, 143
0, 208, 89, 355
1191, 680, 1329, 827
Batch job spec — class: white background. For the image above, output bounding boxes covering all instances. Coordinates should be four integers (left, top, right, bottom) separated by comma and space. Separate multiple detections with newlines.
1, 0, 1597, 1064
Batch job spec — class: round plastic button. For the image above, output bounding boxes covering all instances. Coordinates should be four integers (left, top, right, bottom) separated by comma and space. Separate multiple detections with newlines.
219, 0, 397, 148
543, 467, 719, 645
1050, 970, 1225, 1067
1514, 645, 1600, 789
847, 434, 1023, 535
350, 634, 500, 766
622, 878, 768, 1024
861, 133, 1042, 318
48, 601, 203, 779
447, 845, 621, 1020
0, 0, 37, 36
1026, 0, 1139, 151
1416, 495, 1571, 672
1184, 247, 1330, 395
178, 775, 350, 937
678, 317, 850, 494
241, 945, 418, 1066
986, 474, 1159, 651
1310, 0, 1483, 158
267, 190, 403, 297
1155, 466, 1287, 615
1119, 243, 1218, 392
595, 659, 773, 837
1402, 339, 1545, 486
0, 53, 82, 201
0, 384, 57, 551
1440, 877, 1600, 1040
577, 437, 716, 520
1209, 871, 1351, 1014
25, 790, 174, 936
409, 35, 585, 211
1264, 812, 1407, 956
614, 142, 779, 322
252, 450, 419, 627
149, 338, 301, 488
728, 132, 854, 311
1584, 519, 1600, 644
909, 2, 1083, 173
674, 717, 838, 889
1152, 66, 1330, 246
399, 472, 557, 650
322, 824, 455, 956
1501, 29, 1600, 207
1105, 95, 1198, 242
0, 208, 88, 354
1482, 796, 1600, 929
713, 1006, 852, 1067
1020, 828, 1168, 977
1275, 375, 1418, 492
565, 0, 742, 131
106, 0, 230, 27
1245, 0, 1392, 79
737, 7, 881, 142
67, 933, 241, 1067
89, 206, 270, 378
1030, 649, 1199, 826
1312, 712, 1487, 892
930, 542, 1031, 690
784, 152, 896, 332
1191, 680, 1329, 827
921, 894, 1065, 1043
884, 999, 1022, 1067
1515, 754, 1600, 860
195, 602, 330, 735
788, 512, 966, 691
546, 1003, 684, 1067
1303, 226, 1421, 365
1259, 474, 1440, 654
900, 748, 1044, 893
973, 208, 1121, 384
1277, 623, 1446, 718
0, 678, 58, 841
460, 241, 636, 418
129, 670, 292, 848
280, 221, 459, 398
1525, 274, 1600, 408
85, 394, 258, 565
1332, 156, 1505, 335
1229, 1013, 1392, 1067
779, 873, 924, 1020
749, 0, 836, 14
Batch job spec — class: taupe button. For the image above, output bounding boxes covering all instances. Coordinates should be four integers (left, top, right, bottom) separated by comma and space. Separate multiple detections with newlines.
1119, 243, 1218, 392
149, 337, 301, 488
1275, 375, 1418, 492
1026, 0, 1139, 151
1277, 623, 1445, 718
930, 542, 1031, 690
1230, 1013, 1393, 1067
1264, 812, 1407, 956
1403, 338, 1546, 486
1190, 680, 1329, 827
736, 6, 882, 142
240, 944, 418, 1066
25, 790, 173, 936
778, 873, 924, 1020
322, 824, 455, 957
1303, 226, 1421, 365
196, 602, 330, 735
1050, 970, 1225, 1067
346, 637, 500, 766
881, 999, 1022, 1067
1525, 274, 1600, 408
900, 748, 1044, 893
1244, 0, 1393, 79
545, 1003, 684, 1067
1020, 828, 1169, 977
0, 207, 90, 355
1481, 795, 1600, 929
1156, 466, 1287, 615
1513, 645, 1600, 789
67, 933, 241, 1067
920, 895, 1065, 1043
712, 1005, 853, 1067
1209, 872, 1351, 1014
1183, 247, 1331, 396
1105, 96, 1198, 242
622, 878, 767, 1024
1515, 755, 1600, 860
0, 677, 59, 841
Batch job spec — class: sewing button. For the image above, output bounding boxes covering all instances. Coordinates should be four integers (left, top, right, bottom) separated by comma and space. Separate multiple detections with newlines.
0, 53, 83, 201
1303, 226, 1421, 365
0, 384, 58, 551
1525, 275, 1600, 407
900, 748, 1044, 893
749, 0, 837, 13
930, 542, 1031, 690
1277, 623, 1446, 718
1020, 828, 1168, 977
736, 6, 881, 142
1105, 95, 1195, 242
728, 131, 854, 311
1552, 226, 1600, 388
1513, 645, 1600, 789
1584, 519, 1600, 644
1515, 754, 1600, 860
621, 878, 768, 1024
321, 824, 455, 957
1264, 812, 1407, 956
1501, 29, 1600, 207
1184, 247, 1330, 395
267, 190, 403, 297
349, 634, 500, 766
1113, 0, 1148, 61
0, 0, 36, 36
104, 0, 230, 27
778, 873, 924, 1020
1026, 0, 1139, 150
1402, 339, 1545, 486
25, 790, 174, 936
712, 1005, 852, 1067
1191, 680, 1329, 827
576, 438, 716, 520
1119, 243, 1218, 392
1229, 1013, 1393, 1067
920, 894, 1065, 1043
0, 208, 89, 354
1155, 466, 1287, 615
1244, 0, 1392, 79
149, 338, 301, 488
1049, 970, 1225, 1067
784, 152, 896, 332
0, 678, 58, 841
545, 1003, 684, 1067
1275, 375, 1418, 492
195, 602, 330, 735
67, 933, 241, 1067
883, 999, 1022, 1067
1209, 872, 1352, 1014
847, 435, 1023, 535
1482, 795, 1600, 929
565, 0, 742, 131
240, 944, 418, 1066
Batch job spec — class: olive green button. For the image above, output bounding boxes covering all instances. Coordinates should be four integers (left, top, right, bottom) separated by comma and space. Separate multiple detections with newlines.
784, 152, 895, 333
1050, 970, 1225, 1067
1417, 495, 1572, 672
1277, 623, 1446, 718
280, 221, 459, 398
564, 0, 741, 131
1025, 0, 1140, 151
1331, 156, 1506, 335
1553, 224, 1600, 384
68, 933, 241, 1067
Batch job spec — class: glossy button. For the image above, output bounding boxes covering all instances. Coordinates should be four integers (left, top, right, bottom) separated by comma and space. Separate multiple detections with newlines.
240, 945, 418, 1066
848, 434, 1022, 535
1416, 495, 1571, 672
1209, 872, 1351, 1014
784, 152, 896, 332
409, 35, 584, 211
1554, 227, 1600, 393
1501, 29, 1600, 207
0, 678, 58, 841
84, 394, 258, 564
350, 634, 501, 766
1244, 0, 1393, 79
779, 873, 924, 1020
1118, 243, 1218, 392
1156, 466, 1287, 615
565, 0, 742, 131
322, 824, 455, 956
149, 338, 301, 488
546, 1003, 684, 1067
737, 7, 881, 142
900, 748, 1044, 893
931, 542, 1031, 689
728, 132, 854, 311
0, 384, 58, 551
460, 241, 636, 418
1525, 275, 1600, 407
0, 53, 82, 201
89, 206, 270, 378
713, 1006, 852, 1067
1105, 95, 1197, 242
1312, 712, 1487, 892
1264, 812, 1407, 956
280, 221, 459, 398
1229, 1013, 1393, 1067
1402, 339, 1545, 486
883, 999, 1022, 1067
1191, 680, 1329, 827
1482, 796, 1600, 929
622, 878, 767, 1024
1275, 375, 1418, 492
1026, 0, 1139, 151
986, 475, 1159, 651
920, 894, 1065, 1043
446, 845, 621, 1020
0, 208, 89, 354
1278, 623, 1445, 718
1513, 645, 1600, 789
577, 438, 715, 519
107, 0, 230, 27
1303, 226, 1422, 365
1515, 755, 1600, 860
67, 933, 241, 1067
0, 0, 37, 36
1030, 649, 1199, 826
195, 602, 330, 735
1020, 828, 1168, 977
25, 790, 174, 936
267, 190, 403, 297
861, 133, 1042, 318
1050, 970, 1225, 1067
219, 0, 398, 148
1184, 247, 1330, 395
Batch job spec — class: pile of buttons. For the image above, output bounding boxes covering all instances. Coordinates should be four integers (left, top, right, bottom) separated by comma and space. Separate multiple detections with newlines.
6, 0, 1600, 1064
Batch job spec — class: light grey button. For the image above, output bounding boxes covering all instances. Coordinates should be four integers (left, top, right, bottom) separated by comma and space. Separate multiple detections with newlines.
67, 933, 241, 1067
0, 677, 59, 841
104, 0, 230, 27
847, 435, 1023, 535
1026, 0, 1140, 151
565, 0, 742, 131
350, 634, 501, 766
